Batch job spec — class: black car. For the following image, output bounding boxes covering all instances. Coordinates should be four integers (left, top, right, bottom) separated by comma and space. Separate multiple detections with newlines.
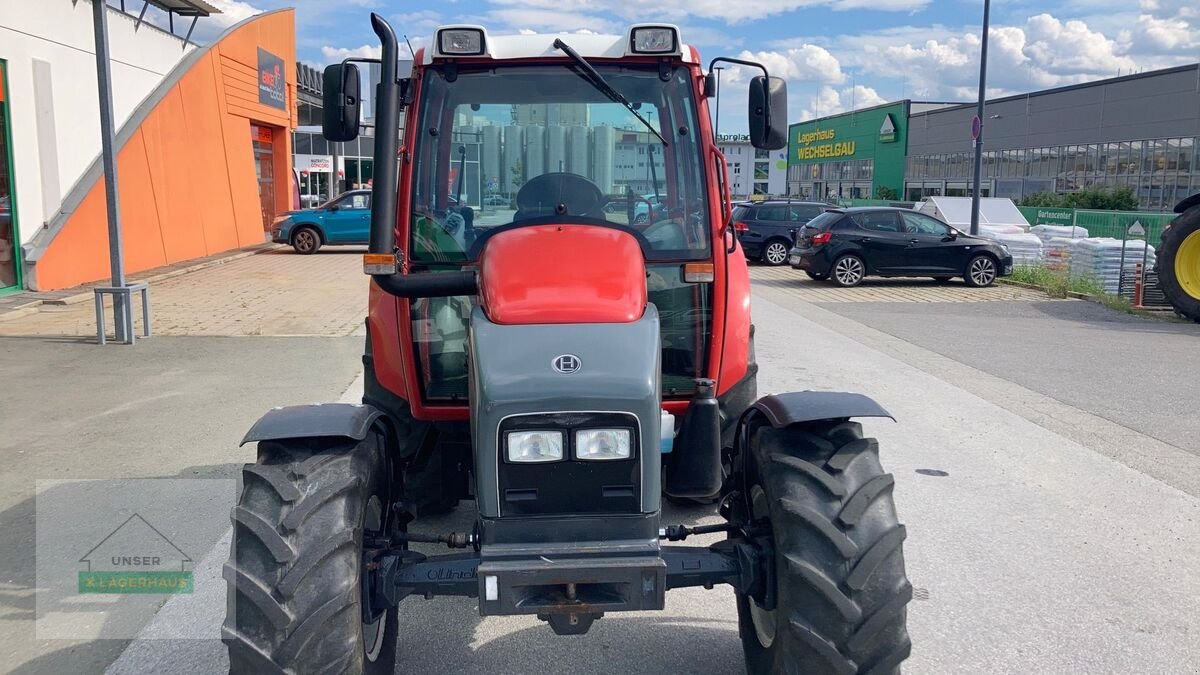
733, 200, 832, 266
788, 207, 1014, 287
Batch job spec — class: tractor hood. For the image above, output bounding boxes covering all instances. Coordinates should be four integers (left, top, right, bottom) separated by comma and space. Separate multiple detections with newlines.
477, 224, 648, 326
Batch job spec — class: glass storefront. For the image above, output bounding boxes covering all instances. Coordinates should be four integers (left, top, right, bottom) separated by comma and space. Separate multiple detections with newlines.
906, 137, 1200, 211
0, 61, 20, 293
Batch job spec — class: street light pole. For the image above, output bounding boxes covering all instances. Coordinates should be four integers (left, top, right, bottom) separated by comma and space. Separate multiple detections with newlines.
92, 0, 128, 342
969, 0, 991, 236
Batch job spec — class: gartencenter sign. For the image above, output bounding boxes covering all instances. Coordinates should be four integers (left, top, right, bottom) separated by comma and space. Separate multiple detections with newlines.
796, 128, 856, 161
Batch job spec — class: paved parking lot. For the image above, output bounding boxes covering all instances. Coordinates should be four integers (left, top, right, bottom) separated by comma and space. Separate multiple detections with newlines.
4, 249, 1198, 675
0, 250, 367, 338
750, 265, 1049, 303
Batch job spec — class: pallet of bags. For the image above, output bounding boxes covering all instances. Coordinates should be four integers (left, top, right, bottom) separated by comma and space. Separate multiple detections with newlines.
978, 224, 1044, 266
1068, 238, 1157, 294
1031, 224, 1089, 243
1043, 237, 1075, 271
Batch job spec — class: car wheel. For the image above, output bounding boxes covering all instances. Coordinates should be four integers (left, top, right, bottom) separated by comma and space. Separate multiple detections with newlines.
964, 254, 998, 287
762, 240, 790, 266
292, 226, 321, 254
633, 213, 649, 225
831, 254, 866, 287
805, 271, 828, 281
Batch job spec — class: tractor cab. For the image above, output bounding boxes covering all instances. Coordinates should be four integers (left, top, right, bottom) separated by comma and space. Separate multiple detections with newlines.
222, 15, 911, 675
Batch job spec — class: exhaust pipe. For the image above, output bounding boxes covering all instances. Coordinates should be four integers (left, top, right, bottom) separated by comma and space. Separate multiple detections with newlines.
366, 14, 477, 299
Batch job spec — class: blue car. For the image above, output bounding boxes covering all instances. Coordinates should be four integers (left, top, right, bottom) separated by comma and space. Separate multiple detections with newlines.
271, 190, 372, 254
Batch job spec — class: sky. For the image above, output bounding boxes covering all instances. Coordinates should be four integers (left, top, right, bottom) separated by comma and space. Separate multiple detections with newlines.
163, 0, 1197, 134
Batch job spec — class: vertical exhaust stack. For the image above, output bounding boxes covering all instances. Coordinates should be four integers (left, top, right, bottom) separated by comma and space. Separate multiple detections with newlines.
367, 13, 401, 258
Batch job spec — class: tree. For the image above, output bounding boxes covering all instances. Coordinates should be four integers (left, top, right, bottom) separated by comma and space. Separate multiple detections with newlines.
876, 186, 898, 201
1020, 186, 1139, 211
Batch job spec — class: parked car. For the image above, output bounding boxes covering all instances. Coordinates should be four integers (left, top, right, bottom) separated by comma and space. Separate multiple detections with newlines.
271, 189, 372, 254
788, 207, 1014, 287
633, 194, 669, 224
483, 194, 509, 207
733, 200, 832, 265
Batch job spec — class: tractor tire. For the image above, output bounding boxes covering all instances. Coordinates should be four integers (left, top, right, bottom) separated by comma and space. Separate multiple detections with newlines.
737, 421, 911, 675
1156, 205, 1200, 322
223, 431, 399, 675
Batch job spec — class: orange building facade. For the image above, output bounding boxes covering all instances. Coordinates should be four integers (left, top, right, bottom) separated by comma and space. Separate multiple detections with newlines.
20, 9, 297, 291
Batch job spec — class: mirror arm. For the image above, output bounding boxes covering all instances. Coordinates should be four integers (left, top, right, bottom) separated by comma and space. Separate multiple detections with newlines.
705, 57, 775, 144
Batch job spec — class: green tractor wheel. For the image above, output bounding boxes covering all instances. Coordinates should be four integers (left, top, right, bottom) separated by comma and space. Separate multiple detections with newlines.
1156, 204, 1200, 322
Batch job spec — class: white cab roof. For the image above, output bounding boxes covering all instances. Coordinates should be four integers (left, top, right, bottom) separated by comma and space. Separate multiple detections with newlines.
424, 26, 696, 64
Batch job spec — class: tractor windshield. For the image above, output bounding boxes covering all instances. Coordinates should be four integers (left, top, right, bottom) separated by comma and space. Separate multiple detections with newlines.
408, 63, 711, 263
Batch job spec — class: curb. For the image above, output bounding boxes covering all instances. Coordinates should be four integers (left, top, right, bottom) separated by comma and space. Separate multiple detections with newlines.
997, 279, 1091, 300
0, 245, 281, 321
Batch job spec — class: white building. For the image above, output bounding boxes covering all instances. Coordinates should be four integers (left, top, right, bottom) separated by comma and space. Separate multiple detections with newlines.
716, 134, 788, 200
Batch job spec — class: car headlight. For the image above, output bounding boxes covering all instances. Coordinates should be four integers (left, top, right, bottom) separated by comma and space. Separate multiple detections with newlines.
506, 431, 564, 463
575, 429, 632, 461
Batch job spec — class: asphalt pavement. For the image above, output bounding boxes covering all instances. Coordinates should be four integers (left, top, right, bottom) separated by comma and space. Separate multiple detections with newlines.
0, 336, 363, 675
3, 283, 1199, 674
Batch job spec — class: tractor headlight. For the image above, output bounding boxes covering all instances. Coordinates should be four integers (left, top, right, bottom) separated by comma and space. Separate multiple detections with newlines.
506, 430, 564, 463
575, 429, 632, 461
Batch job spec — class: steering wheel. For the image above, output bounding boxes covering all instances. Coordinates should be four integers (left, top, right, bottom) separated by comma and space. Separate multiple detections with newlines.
514, 173, 604, 221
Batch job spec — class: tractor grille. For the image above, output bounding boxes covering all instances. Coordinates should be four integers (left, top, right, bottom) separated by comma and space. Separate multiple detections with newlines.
497, 412, 642, 517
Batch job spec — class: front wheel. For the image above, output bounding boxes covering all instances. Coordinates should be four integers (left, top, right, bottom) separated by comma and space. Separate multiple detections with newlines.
737, 421, 911, 674
291, 226, 322, 255
763, 240, 791, 266
223, 431, 399, 675
964, 254, 998, 287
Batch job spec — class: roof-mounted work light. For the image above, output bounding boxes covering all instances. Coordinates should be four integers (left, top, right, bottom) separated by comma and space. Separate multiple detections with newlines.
436, 27, 487, 56
627, 25, 680, 55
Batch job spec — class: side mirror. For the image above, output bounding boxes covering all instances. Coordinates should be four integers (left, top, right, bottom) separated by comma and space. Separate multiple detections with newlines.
322, 63, 361, 142
946, 228, 958, 240
748, 75, 787, 150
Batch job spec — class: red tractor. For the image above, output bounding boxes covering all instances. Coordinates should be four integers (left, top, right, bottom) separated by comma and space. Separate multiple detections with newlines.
223, 15, 911, 674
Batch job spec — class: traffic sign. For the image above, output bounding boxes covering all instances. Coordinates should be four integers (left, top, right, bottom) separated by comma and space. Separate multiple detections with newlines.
970, 115, 982, 140
1127, 220, 1145, 237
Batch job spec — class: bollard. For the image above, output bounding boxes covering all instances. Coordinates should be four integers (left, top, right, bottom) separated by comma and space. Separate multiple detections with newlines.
1133, 261, 1144, 309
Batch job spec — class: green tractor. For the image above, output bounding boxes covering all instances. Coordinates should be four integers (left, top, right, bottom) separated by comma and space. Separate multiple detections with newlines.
221, 15, 912, 674
1157, 192, 1200, 322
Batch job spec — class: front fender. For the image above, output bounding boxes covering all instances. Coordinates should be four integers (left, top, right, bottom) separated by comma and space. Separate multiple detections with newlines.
744, 391, 893, 428
240, 403, 383, 446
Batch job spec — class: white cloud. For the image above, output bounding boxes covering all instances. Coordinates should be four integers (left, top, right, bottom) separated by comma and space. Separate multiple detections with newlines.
736, 45, 845, 84
394, 10, 443, 33
320, 44, 382, 64
484, 0, 929, 27
797, 84, 888, 121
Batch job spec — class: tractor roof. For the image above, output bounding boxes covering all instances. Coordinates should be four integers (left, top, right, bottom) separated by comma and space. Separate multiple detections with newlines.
423, 24, 697, 65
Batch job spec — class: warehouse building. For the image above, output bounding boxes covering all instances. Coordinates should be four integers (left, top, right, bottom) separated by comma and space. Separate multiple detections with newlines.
905, 64, 1200, 210
0, 1, 298, 292
786, 101, 954, 202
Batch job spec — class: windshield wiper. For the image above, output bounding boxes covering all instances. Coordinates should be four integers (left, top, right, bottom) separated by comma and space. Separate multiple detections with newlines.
552, 38, 668, 146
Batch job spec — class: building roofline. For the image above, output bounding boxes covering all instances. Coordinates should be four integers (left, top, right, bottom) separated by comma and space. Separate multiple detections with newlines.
788, 99, 910, 129
909, 62, 1200, 117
